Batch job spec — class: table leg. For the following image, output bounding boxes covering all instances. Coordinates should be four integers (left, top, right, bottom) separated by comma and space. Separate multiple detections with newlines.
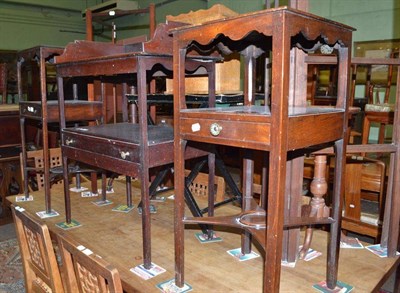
241, 151, 253, 254
126, 176, 132, 207
326, 140, 345, 289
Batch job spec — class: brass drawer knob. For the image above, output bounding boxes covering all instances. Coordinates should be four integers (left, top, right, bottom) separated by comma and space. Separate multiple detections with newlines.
65, 138, 75, 145
27, 106, 36, 113
120, 151, 130, 159
210, 123, 222, 136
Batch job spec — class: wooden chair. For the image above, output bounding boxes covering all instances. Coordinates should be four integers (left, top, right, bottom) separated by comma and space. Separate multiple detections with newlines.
57, 232, 123, 293
20, 147, 90, 193
185, 170, 226, 202
361, 51, 399, 145
17, 46, 102, 216
342, 155, 386, 242
20, 147, 63, 192
11, 204, 64, 293
0, 63, 7, 103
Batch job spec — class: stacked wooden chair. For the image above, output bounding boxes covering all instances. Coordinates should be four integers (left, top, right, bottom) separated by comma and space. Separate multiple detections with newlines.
12, 204, 123, 292
57, 233, 123, 293
11, 204, 64, 292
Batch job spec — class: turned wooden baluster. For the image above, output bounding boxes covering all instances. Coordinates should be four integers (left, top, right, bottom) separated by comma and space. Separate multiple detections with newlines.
299, 154, 330, 259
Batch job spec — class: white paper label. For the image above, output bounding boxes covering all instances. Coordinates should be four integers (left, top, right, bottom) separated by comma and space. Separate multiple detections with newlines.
191, 123, 201, 132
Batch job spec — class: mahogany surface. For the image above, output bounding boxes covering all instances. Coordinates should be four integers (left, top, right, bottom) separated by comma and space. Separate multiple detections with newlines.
172, 7, 354, 292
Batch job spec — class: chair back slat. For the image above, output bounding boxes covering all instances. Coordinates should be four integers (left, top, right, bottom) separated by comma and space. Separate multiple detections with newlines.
20, 147, 63, 192
57, 232, 123, 293
11, 205, 64, 293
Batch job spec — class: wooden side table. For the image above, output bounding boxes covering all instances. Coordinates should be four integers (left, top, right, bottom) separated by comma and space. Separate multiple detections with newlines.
172, 7, 354, 292
55, 22, 219, 270
18, 46, 103, 215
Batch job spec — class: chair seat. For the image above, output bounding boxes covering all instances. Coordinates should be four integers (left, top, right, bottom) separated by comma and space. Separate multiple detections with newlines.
364, 103, 394, 112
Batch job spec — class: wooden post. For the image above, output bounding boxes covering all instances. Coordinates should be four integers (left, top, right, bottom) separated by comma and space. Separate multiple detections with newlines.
85, 9, 93, 41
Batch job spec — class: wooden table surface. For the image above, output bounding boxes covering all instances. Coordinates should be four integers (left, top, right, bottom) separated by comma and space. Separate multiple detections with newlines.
0, 104, 19, 113
7, 180, 399, 292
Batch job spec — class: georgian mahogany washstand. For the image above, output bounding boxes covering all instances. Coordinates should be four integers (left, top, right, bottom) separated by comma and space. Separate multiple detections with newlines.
18, 45, 100, 215
55, 22, 221, 270
172, 7, 354, 292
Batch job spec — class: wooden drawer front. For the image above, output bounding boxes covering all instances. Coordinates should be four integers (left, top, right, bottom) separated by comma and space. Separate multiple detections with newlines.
62, 103, 103, 122
62, 147, 140, 178
180, 117, 270, 150
19, 102, 103, 122
62, 132, 139, 163
48, 103, 103, 122
287, 113, 344, 150
361, 163, 384, 193
148, 143, 174, 167
20, 103, 42, 119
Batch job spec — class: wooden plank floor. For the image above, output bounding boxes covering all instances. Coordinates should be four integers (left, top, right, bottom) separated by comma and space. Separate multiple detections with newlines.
7, 179, 399, 292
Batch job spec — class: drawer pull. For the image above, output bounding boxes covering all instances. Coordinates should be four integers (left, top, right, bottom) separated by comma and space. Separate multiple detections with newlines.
65, 138, 75, 145
27, 106, 36, 113
210, 123, 222, 136
120, 151, 130, 159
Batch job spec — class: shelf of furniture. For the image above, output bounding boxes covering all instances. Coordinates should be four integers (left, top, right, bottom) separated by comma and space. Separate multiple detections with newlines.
17, 45, 101, 215
172, 7, 354, 292
55, 21, 220, 270
85, 3, 157, 123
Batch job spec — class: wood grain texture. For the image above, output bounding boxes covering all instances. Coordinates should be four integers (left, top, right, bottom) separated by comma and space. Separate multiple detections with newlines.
7, 182, 399, 293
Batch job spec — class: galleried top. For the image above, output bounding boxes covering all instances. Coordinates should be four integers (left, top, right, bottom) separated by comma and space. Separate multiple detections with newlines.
55, 21, 185, 64
170, 7, 355, 55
